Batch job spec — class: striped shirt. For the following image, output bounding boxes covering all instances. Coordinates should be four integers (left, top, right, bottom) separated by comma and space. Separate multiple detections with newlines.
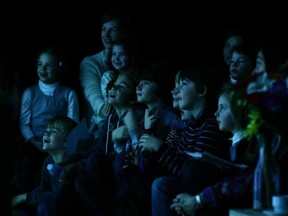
158, 108, 231, 176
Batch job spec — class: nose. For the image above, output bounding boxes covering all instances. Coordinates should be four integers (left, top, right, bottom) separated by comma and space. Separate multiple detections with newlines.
136, 83, 143, 90
171, 87, 179, 95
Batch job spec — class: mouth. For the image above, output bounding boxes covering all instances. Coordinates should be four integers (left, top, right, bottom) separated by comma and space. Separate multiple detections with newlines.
230, 70, 238, 75
173, 97, 180, 102
39, 72, 49, 78
43, 138, 50, 145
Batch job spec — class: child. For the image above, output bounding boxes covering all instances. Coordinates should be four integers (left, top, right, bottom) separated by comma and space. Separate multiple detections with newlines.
18, 46, 80, 192
12, 116, 86, 216
62, 72, 144, 216
229, 45, 257, 84
145, 63, 231, 216
90, 37, 142, 136
170, 83, 258, 215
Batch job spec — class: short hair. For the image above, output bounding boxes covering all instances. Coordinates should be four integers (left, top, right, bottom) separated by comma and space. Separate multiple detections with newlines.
100, 8, 131, 32
232, 44, 258, 69
47, 116, 78, 137
138, 61, 173, 104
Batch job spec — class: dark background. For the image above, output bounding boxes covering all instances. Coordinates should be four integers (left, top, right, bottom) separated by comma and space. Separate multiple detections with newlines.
2, 3, 287, 90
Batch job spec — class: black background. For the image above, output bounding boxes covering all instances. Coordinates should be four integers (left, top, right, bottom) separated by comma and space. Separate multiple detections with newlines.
2, 2, 287, 89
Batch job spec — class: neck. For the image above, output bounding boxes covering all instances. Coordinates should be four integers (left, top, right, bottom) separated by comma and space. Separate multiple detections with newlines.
231, 130, 245, 146
147, 100, 162, 109
189, 99, 205, 118
50, 150, 66, 163
115, 106, 131, 118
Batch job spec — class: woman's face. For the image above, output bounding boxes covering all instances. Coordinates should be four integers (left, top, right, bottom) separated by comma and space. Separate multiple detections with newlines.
37, 53, 60, 84
101, 19, 123, 49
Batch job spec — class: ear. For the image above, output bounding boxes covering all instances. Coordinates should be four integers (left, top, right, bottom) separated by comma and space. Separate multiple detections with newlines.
198, 86, 207, 98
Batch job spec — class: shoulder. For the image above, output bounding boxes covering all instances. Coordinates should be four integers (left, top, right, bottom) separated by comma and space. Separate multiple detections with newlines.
81, 51, 104, 64
22, 84, 38, 96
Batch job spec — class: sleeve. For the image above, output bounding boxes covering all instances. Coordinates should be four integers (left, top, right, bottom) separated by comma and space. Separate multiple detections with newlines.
79, 56, 105, 115
25, 158, 56, 205
20, 88, 34, 142
67, 89, 80, 123
157, 119, 230, 176
200, 167, 254, 208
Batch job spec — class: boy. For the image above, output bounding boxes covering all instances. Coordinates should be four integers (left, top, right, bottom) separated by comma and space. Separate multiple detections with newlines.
12, 116, 86, 215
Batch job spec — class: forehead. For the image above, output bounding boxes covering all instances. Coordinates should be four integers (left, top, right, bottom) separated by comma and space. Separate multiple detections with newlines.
115, 74, 133, 85
112, 44, 125, 52
48, 123, 64, 132
102, 19, 121, 28
179, 77, 196, 84
218, 94, 230, 104
39, 53, 57, 62
226, 36, 243, 45
231, 52, 249, 59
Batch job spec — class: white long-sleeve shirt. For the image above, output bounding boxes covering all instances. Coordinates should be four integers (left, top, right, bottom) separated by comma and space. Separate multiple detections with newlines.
20, 80, 80, 142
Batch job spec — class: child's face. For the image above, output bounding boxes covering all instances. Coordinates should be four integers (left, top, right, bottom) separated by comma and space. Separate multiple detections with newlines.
254, 50, 266, 74
42, 123, 66, 153
215, 94, 235, 132
177, 78, 200, 110
223, 36, 243, 65
101, 19, 123, 49
230, 52, 253, 81
37, 53, 60, 84
136, 80, 159, 105
111, 44, 129, 70
171, 82, 180, 109
107, 73, 135, 107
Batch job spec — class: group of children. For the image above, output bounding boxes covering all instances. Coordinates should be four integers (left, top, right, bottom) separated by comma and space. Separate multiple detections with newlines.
6, 8, 288, 216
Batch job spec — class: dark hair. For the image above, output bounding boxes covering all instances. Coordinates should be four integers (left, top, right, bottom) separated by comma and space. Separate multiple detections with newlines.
177, 61, 220, 110
47, 116, 78, 137
138, 61, 173, 104
108, 35, 142, 73
100, 8, 131, 33
106, 72, 138, 102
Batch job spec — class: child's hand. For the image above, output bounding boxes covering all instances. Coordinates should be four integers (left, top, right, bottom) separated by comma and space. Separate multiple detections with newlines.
123, 109, 137, 130
11, 193, 27, 208
112, 125, 129, 142
99, 102, 111, 118
139, 134, 163, 152
144, 108, 158, 130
